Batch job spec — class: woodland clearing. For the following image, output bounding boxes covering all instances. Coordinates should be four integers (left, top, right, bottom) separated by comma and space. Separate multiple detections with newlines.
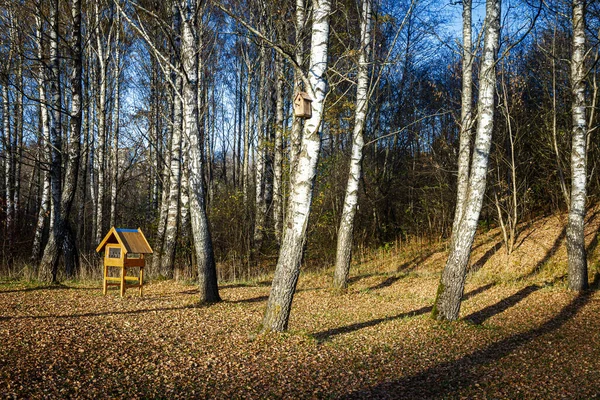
2, 211, 600, 399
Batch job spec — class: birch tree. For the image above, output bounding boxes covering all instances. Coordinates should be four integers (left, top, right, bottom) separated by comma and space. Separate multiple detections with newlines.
94, 1, 114, 245
289, 0, 307, 171
39, 0, 83, 281
332, 0, 373, 290
110, 10, 122, 228
262, 0, 331, 332
272, 52, 284, 241
31, 8, 52, 263
253, 45, 268, 255
566, 0, 588, 291
452, 0, 474, 236
432, 0, 501, 321
160, 73, 183, 278
180, 0, 220, 302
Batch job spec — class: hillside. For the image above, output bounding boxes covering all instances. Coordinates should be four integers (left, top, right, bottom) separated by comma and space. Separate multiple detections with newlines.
1, 210, 600, 398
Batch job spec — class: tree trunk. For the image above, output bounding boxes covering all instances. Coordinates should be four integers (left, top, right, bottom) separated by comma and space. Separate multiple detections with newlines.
253, 46, 268, 256
31, 11, 52, 263
160, 74, 183, 278
38, 0, 62, 283
262, 0, 331, 332
273, 53, 284, 242
242, 42, 252, 205
432, 0, 501, 321
332, 0, 372, 290
452, 0, 473, 233
94, 1, 110, 245
181, 0, 220, 303
39, 0, 83, 280
110, 13, 122, 228
289, 0, 306, 172
566, 0, 588, 291
153, 5, 181, 277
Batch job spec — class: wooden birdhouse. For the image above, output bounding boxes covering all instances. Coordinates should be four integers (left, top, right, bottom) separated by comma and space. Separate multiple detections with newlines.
96, 227, 153, 297
293, 92, 312, 118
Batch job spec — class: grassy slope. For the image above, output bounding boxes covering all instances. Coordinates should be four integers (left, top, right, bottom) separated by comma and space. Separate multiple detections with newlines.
1, 210, 600, 399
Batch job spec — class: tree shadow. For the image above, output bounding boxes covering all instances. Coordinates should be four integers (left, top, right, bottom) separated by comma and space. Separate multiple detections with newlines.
312, 283, 494, 343
0, 303, 211, 322
219, 280, 271, 289
227, 295, 269, 304
469, 240, 504, 274
347, 272, 387, 285
342, 286, 595, 399
464, 285, 540, 325
471, 231, 502, 252
0, 284, 96, 294
520, 226, 566, 280
396, 252, 434, 272
369, 275, 403, 290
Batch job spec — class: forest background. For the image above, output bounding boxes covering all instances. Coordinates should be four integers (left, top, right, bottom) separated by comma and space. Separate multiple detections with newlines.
0, 0, 598, 288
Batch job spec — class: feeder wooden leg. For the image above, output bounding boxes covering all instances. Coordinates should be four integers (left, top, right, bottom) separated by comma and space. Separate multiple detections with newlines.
120, 267, 125, 297
103, 263, 108, 295
139, 267, 144, 296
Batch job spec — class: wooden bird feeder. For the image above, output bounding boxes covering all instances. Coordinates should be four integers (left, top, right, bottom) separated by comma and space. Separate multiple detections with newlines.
96, 227, 153, 297
293, 92, 312, 118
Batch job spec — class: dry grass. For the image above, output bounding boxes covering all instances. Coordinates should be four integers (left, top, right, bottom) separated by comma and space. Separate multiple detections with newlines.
2, 209, 600, 399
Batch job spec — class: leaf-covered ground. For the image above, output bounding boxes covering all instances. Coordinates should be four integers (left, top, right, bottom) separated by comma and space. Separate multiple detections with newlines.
2, 212, 600, 399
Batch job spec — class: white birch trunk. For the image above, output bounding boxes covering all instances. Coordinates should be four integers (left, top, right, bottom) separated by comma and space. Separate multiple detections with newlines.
160, 75, 183, 278
242, 43, 252, 204
273, 53, 285, 242
94, 1, 110, 245
253, 46, 267, 255
31, 11, 51, 263
13, 47, 23, 222
110, 13, 121, 228
180, 0, 220, 302
3, 83, 12, 236
290, 0, 306, 172
452, 0, 473, 233
332, 0, 372, 290
567, 0, 588, 291
262, 0, 331, 332
39, 0, 63, 282
432, 0, 501, 321
40, 0, 83, 279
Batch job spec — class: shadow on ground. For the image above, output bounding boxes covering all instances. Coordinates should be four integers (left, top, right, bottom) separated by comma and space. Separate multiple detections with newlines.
312, 283, 495, 343
342, 286, 595, 399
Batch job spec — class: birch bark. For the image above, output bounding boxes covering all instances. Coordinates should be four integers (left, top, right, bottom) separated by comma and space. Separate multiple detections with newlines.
452, 0, 473, 234
180, 0, 220, 302
290, 0, 306, 172
39, 0, 82, 281
38, 0, 62, 283
31, 11, 51, 263
432, 0, 501, 321
262, 0, 331, 332
160, 74, 183, 278
566, 0, 588, 291
110, 12, 122, 228
253, 46, 268, 255
94, 1, 112, 245
332, 0, 372, 290
153, 5, 181, 276
242, 42, 252, 204
273, 53, 284, 242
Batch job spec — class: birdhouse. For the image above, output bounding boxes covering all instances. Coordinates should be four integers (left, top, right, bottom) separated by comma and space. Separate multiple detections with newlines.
293, 92, 312, 118
96, 227, 153, 297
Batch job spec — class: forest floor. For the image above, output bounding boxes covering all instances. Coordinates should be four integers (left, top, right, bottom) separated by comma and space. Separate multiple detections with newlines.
2, 210, 600, 399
